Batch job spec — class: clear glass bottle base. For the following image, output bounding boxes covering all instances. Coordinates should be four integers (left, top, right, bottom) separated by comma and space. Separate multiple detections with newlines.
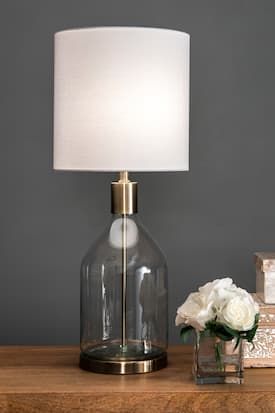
83, 342, 164, 361
80, 213, 168, 375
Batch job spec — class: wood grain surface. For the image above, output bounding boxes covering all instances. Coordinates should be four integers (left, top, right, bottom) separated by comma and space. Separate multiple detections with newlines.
0, 346, 275, 412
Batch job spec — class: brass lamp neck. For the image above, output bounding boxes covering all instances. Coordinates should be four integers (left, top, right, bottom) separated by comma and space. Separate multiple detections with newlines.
111, 171, 138, 215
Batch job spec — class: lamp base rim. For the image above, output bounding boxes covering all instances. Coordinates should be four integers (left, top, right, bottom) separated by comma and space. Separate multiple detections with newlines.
79, 351, 167, 374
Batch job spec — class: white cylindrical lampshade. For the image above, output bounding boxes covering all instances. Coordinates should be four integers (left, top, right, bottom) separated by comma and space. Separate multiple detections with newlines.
54, 27, 190, 171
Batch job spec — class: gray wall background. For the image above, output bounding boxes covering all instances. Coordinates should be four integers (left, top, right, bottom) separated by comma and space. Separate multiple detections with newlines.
1, 0, 275, 345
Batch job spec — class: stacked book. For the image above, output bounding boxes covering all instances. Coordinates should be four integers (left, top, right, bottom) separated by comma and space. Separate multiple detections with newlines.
244, 253, 275, 367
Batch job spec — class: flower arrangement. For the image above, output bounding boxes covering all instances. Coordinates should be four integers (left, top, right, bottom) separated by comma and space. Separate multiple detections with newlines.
176, 278, 259, 349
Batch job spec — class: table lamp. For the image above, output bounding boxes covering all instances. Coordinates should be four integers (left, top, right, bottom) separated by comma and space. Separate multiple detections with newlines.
54, 27, 190, 374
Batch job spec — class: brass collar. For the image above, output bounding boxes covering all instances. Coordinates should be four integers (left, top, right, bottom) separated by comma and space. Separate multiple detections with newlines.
111, 172, 137, 215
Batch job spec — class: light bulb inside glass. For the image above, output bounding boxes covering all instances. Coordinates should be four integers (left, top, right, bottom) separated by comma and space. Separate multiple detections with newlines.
108, 217, 139, 249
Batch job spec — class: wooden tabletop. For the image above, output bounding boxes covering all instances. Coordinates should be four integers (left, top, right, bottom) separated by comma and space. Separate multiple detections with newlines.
0, 346, 275, 412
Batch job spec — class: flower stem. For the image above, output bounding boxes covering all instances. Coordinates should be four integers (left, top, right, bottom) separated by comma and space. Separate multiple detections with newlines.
214, 341, 224, 371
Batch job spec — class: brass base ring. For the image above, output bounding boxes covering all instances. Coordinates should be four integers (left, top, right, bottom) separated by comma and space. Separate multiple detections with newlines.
79, 352, 167, 375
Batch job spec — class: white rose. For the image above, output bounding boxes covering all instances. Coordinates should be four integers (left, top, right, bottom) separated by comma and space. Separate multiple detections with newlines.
235, 288, 259, 313
199, 278, 237, 309
175, 292, 214, 331
199, 277, 235, 297
176, 277, 259, 333
218, 293, 258, 331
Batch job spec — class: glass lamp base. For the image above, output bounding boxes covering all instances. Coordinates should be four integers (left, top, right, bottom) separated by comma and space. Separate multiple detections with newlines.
79, 343, 167, 374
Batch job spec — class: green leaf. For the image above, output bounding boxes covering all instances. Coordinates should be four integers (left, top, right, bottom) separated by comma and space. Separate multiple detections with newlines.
223, 324, 239, 338
214, 341, 224, 371
233, 336, 241, 351
245, 324, 258, 343
211, 323, 234, 341
215, 331, 233, 341
180, 325, 194, 344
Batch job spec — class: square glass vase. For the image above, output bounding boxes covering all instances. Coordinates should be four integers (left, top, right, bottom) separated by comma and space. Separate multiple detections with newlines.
193, 331, 244, 384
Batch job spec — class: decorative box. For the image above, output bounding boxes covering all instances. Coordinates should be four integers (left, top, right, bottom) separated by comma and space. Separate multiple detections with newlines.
255, 252, 275, 304
244, 294, 275, 367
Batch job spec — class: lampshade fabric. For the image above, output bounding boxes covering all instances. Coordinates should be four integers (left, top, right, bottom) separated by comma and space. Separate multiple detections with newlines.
54, 27, 190, 171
